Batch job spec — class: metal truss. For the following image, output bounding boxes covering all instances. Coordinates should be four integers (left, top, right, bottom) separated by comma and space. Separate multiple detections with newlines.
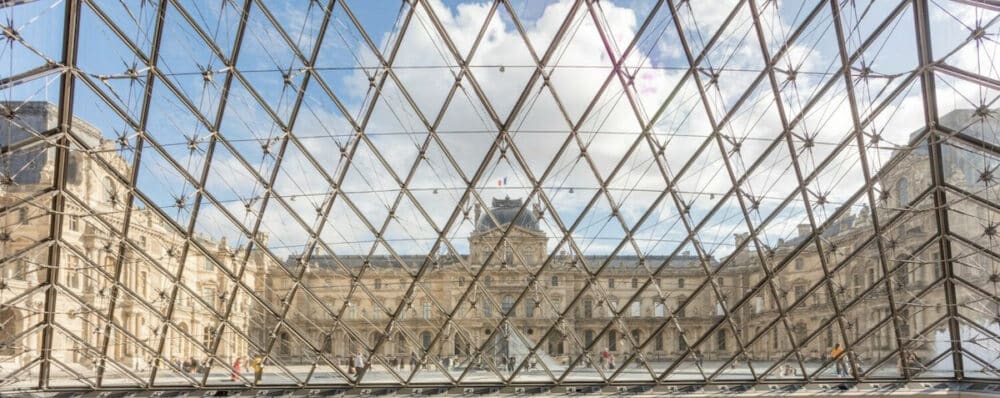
0, 0, 999, 393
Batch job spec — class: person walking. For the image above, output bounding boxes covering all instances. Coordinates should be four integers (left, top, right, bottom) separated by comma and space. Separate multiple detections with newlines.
353, 352, 367, 380
231, 357, 242, 382
252, 355, 264, 384
831, 343, 847, 377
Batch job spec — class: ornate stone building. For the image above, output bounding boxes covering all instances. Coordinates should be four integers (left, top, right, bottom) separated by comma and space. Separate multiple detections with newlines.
0, 102, 259, 381
2, 102, 995, 382
262, 113, 999, 376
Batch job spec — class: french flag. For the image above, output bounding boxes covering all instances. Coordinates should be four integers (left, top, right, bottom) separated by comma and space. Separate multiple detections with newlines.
497, 177, 507, 186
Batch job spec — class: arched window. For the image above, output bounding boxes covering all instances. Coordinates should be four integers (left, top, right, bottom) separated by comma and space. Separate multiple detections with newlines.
630, 329, 641, 346
794, 322, 808, 343
202, 326, 213, 347
420, 331, 432, 351
896, 178, 909, 207
454, 333, 468, 356
370, 331, 382, 354
322, 333, 333, 353
501, 295, 515, 316
279, 332, 291, 355
396, 332, 406, 354
654, 302, 665, 317
630, 301, 641, 317
524, 300, 536, 318
548, 334, 565, 355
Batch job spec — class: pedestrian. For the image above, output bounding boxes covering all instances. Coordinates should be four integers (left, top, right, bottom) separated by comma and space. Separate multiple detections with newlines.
252, 355, 264, 384
693, 349, 703, 368
831, 343, 846, 377
231, 357, 241, 381
410, 352, 418, 371
600, 350, 609, 369
354, 352, 367, 380
608, 352, 616, 370
507, 355, 515, 372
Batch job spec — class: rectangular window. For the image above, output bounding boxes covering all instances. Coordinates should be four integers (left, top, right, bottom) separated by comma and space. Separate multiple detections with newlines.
678, 278, 685, 288
68, 256, 80, 289
608, 279, 615, 288
422, 303, 431, 320
69, 215, 80, 231
203, 287, 216, 308
630, 301, 641, 317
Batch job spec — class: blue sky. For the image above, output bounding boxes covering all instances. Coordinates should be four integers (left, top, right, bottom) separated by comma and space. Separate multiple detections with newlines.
1, 0, 997, 261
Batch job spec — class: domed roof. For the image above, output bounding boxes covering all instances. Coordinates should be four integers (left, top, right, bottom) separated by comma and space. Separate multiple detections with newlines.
476, 196, 540, 232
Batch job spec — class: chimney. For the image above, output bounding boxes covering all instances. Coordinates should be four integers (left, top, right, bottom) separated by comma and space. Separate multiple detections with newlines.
797, 224, 811, 238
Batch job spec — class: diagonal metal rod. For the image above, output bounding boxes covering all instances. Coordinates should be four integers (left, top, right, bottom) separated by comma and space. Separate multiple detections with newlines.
913, 0, 966, 378
93, 0, 169, 387
828, 0, 910, 379
148, 0, 256, 386
742, 0, 859, 381
37, 0, 81, 388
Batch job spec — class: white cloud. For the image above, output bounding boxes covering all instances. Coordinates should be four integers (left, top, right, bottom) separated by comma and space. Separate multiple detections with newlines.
180, 0, 959, 261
